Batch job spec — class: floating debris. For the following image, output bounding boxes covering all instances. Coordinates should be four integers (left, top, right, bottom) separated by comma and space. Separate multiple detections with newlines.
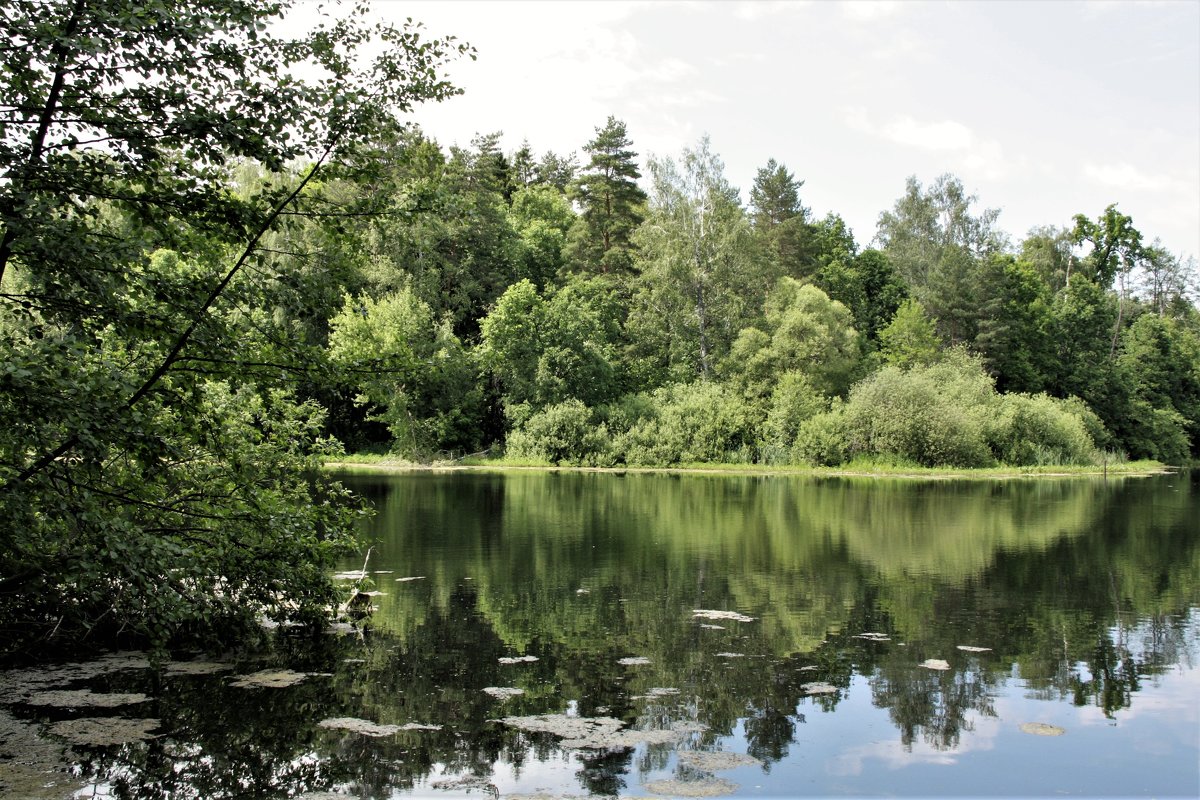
854, 632, 891, 642
330, 571, 367, 581
956, 645, 992, 653
500, 714, 694, 751
617, 656, 651, 666
576, 588, 591, 595
920, 659, 951, 671
715, 652, 744, 658
482, 687, 524, 700
48, 717, 160, 746
431, 776, 495, 792
801, 682, 838, 695
25, 690, 148, 708
798, 665, 819, 672
398, 722, 444, 731
643, 777, 738, 797
318, 717, 400, 737
229, 669, 313, 689
693, 609, 755, 623
699, 624, 725, 630
1020, 722, 1066, 736
678, 750, 762, 771
163, 661, 234, 676
499, 655, 539, 664
394, 576, 427, 582
0, 654, 153, 703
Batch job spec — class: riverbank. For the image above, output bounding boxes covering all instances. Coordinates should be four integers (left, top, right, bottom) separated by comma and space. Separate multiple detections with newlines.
324, 455, 1172, 481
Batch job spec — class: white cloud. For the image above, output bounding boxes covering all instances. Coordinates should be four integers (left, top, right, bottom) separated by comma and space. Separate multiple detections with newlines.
843, 110, 1009, 180
842, 1, 902, 22
735, 1, 803, 21
829, 712, 1001, 775
1082, 162, 1179, 193
882, 116, 974, 151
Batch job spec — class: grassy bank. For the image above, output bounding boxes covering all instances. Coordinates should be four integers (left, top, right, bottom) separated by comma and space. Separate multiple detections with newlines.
325, 453, 1171, 481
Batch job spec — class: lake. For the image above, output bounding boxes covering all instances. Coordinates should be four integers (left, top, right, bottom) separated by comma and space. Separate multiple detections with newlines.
3, 469, 1198, 798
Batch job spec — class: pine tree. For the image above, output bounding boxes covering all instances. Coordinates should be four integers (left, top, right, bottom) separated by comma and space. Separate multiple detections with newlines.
567, 116, 647, 274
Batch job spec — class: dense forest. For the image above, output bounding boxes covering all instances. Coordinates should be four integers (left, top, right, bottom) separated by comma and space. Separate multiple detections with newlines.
1, 0, 1197, 650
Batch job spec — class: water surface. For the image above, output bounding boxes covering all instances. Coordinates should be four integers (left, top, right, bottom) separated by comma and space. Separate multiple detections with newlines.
4, 470, 1198, 798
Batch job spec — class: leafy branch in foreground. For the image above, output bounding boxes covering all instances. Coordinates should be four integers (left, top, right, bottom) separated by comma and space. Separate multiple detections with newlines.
0, 0, 472, 653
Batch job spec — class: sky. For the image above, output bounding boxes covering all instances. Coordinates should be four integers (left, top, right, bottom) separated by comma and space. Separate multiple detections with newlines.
296, 0, 1200, 258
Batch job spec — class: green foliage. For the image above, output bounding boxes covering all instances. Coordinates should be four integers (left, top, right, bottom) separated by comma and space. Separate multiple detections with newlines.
761, 371, 827, 464
795, 350, 1103, 468
326, 288, 481, 454
0, 0, 468, 651
878, 299, 942, 369
504, 399, 611, 466
985, 394, 1101, 466
629, 137, 764, 380
566, 116, 646, 275
479, 276, 624, 421
508, 184, 576, 288
614, 381, 757, 466
726, 278, 861, 399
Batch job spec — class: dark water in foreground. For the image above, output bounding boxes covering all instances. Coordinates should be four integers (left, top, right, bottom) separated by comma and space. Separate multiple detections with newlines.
5, 470, 1199, 798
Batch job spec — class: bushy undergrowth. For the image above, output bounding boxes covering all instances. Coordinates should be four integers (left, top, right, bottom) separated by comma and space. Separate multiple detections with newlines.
503, 349, 1108, 469
795, 350, 1103, 468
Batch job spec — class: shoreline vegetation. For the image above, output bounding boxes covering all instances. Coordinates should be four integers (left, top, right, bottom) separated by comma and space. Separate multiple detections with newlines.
325, 455, 1172, 481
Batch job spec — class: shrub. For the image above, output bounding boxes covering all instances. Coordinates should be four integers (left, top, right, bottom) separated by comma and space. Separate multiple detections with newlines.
986, 393, 1100, 465
613, 382, 756, 466
505, 399, 610, 465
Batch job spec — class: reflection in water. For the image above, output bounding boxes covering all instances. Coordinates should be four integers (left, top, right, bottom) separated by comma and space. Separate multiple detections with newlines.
2, 471, 1197, 798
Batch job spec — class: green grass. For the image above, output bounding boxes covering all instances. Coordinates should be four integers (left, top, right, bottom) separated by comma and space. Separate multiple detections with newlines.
325, 452, 1170, 480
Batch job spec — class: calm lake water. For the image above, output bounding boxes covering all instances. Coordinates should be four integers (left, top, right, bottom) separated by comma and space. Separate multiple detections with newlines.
5, 470, 1199, 799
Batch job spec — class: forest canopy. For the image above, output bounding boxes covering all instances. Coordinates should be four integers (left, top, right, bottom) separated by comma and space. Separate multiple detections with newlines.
1, 1, 1197, 652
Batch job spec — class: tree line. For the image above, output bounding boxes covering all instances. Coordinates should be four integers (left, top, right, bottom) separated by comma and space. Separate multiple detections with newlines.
318, 121, 1200, 470
1, 0, 1196, 651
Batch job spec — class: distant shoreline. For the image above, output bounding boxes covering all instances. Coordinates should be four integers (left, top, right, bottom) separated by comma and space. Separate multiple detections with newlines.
323, 458, 1172, 481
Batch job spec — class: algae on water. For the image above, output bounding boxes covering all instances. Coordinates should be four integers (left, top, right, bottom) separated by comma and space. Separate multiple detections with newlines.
229, 669, 314, 689
48, 717, 160, 746
677, 750, 762, 771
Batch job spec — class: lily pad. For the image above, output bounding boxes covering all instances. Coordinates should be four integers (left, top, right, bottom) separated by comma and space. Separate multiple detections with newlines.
643, 777, 738, 797
163, 661, 234, 676
920, 659, 951, 671
693, 609, 755, 623
229, 669, 312, 689
318, 717, 400, 737
678, 750, 762, 771
48, 717, 160, 746
26, 690, 148, 708
801, 682, 838, 695
1020, 722, 1066, 736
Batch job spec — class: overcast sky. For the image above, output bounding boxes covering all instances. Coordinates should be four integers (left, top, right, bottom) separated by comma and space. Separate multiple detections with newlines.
307, 0, 1200, 258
